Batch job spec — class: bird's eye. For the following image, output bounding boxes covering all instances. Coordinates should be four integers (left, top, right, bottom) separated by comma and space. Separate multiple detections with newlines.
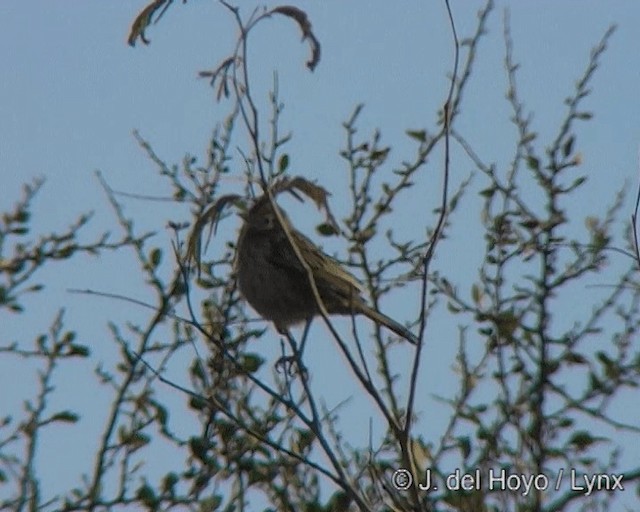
255, 214, 273, 230
264, 215, 275, 229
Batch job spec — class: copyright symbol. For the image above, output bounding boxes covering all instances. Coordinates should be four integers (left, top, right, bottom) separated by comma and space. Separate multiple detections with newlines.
392, 469, 413, 490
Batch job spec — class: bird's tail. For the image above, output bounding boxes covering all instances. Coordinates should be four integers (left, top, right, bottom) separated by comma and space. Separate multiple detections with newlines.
360, 306, 419, 345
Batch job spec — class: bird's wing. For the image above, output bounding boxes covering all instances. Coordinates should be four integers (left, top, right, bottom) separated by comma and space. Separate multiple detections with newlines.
268, 229, 364, 297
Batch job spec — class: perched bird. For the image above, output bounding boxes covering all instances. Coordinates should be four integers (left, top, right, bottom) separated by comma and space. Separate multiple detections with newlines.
234, 196, 418, 345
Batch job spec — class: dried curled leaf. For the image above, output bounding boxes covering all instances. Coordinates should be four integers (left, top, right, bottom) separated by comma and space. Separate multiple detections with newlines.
128, 0, 170, 47
186, 178, 336, 275
270, 6, 321, 71
270, 176, 337, 230
198, 57, 235, 100
185, 194, 243, 274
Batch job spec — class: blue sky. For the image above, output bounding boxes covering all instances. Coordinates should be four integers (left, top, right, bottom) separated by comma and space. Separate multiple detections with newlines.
1, 1, 639, 508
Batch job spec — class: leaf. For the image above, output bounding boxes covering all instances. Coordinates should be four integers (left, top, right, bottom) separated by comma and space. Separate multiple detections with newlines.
241, 353, 264, 373
198, 57, 234, 101
526, 156, 540, 171
162, 472, 179, 494
68, 344, 90, 357
190, 359, 206, 381
494, 311, 519, 339
458, 436, 471, 459
278, 153, 290, 173
271, 176, 339, 231
149, 247, 162, 268
200, 496, 223, 511
569, 176, 587, 190
371, 148, 390, 163
50, 411, 79, 424
293, 428, 315, 453
271, 6, 321, 71
316, 222, 338, 237
447, 302, 461, 313
118, 427, 150, 451
568, 430, 603, 451
154, 402, 169, 427
406, 129, 427, 143
352, 226, 375, 243
189, 395, 207, 412
128, 0, 169, 47
185, 194, 243, 276
136, 484, 157, 507
562, 135, 575, 157
558, 417, 574, 428
479, 186, 496, 198
15, 210, 30, 223
60, 331, 76, 346
519, 218, 540, 230
565, 352, 587, 365
471, 283, 482, 304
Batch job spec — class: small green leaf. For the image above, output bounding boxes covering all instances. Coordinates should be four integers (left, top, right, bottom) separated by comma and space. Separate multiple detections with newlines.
596, 351, 612, 365
189, 436, 210, 463
562, 135, 575, 157
120, 429, 150, 451
189, 395, 207, 411
568, 430, 599, 451
354, 226, 376, 243
200, 495, 223, 512
316, 222, 338, 236
526, 156, 540, 171
155, 403, 169, 426
446, 302, 460, 313
471, 284, 482, 304
571, 176, 587, 189
136, 483, 157, 507
15, 210, 30, 223
565, 352, 587, 365
162, 472, 179, 494
241, 353, 264, 373
479, 187, 495, 198
558, 417, 574, 428
406, 129, 427, 143
294, 428, 315, 453
51, 411, 79, 424
150, 248, 162, 268
36, 334, 47, 351
173, 188, 186, 200
371, 148, 390, 162
278, 153, 290, 173
458, 436, 471, 459
68, 343, 90, 357
191, 359, 206, 381
57, 246, 75, 259
62, 331, 76, 344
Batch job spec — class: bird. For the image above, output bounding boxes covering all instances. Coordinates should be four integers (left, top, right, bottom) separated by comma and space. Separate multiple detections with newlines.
234, 195, 418, 345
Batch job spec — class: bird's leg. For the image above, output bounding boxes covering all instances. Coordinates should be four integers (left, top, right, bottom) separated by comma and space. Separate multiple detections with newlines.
298, 318, 313, 359
275, 333, 297, 375
275, 325, 309, 378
